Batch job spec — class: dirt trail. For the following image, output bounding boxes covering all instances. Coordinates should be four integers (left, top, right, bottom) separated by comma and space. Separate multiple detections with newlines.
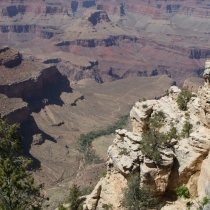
111, 75, 165, 118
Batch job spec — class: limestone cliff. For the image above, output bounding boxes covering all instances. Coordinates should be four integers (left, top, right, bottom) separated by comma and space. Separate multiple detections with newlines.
83, 63, 210, 209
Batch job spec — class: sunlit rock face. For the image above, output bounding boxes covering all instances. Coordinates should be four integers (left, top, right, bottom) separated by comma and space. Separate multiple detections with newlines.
83, 61, 210, 210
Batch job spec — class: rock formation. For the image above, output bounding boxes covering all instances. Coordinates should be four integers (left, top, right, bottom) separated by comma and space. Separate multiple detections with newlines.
0, 46, 70, 147
83, 61, 210, 209
1, 0, 210, 85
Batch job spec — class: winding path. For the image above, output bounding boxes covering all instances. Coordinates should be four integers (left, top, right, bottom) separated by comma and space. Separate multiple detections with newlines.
111, 75, 165, 118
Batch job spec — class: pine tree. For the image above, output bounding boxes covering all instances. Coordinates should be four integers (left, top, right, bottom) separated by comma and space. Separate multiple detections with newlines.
121, 174, 160, 210
176, 87, 192, 111
68, 184, 82, 210
0, 116, 44, 210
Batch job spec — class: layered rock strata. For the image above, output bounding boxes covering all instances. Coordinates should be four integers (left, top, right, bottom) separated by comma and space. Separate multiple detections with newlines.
83, 63, 210, 209
0, 46, 70, 141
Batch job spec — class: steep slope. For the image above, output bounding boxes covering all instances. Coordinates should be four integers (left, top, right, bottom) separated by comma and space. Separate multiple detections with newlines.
0, 45, 71, 166
83, 62, 210, 210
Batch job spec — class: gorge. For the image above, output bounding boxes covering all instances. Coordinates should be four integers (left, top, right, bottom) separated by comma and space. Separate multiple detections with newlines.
1, 0, 210, 209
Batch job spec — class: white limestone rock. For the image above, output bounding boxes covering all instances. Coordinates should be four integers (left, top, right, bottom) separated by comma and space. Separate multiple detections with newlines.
83, 73, 210, 210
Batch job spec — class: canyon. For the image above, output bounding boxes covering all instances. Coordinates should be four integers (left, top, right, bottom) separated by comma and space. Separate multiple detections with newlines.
1, 0, 210, 209
83, 63, 210, 210
0, 47, 174, 209
0, 0, 210, 85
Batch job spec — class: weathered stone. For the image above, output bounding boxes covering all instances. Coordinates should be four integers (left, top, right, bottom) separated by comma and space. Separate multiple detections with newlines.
84, 64, 210, 209
32, 133, 44, 145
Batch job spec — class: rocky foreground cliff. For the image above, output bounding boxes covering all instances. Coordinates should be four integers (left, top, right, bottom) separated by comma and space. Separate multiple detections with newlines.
83, 65, 210, 209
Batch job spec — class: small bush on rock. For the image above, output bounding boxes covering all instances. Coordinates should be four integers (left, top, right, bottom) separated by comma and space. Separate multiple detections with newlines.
119, 147, 128, 155
140, 112, 176, 163
121, 174, 160, 210
176, 87, 192, 111
102, 203, 113, 210
176, 187, 210, 210
181, 121, 193, 138
142, 104, 148, 109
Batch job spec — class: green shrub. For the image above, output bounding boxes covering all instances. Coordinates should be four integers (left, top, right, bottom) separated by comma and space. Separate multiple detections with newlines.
181, 121, 193, 138
58, 184, 92, 210
185, 112, 190, 119
68, 184, 83, 210
99, 171, 107, 178
102, 203, 113, 210
141, 131, 167, 163
170, 89, 174, 94
156, 110, 166, 120
141, 112, 178, 163
121, 174, 160, 210
119, 147, 128, 155
175, 187, 210, 210
167, 127, 178, 140
176, 87, 192, 111
58, 203, 68, 210
142, 104, 148, 109
175, 187, 190, 199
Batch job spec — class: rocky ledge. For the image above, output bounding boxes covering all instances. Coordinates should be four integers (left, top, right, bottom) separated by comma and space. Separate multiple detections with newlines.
0, 47, 70, 145
83, 62, 210, 210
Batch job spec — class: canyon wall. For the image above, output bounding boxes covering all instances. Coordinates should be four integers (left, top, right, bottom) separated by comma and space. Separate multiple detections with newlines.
0, 0, 209, 85
83, 63, 210, 210
0, 46, 70, 146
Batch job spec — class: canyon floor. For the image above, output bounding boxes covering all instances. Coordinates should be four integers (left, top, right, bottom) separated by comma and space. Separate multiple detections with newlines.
1, 0, 210, 209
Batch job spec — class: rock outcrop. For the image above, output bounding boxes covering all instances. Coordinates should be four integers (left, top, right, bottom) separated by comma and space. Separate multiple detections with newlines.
0, 46, 70, 142
83, 61, 210, 209
0, 47, 69, 104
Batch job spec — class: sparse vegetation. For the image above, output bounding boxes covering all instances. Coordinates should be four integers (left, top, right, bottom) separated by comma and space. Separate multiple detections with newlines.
68, 184, 82, 210
142, 104, 148, 109
58, 184, 93, 210
121, 174, 160, 210
170, 89, 174, 94
139, 98, 147, 102
167, 127, 178, 140
175, 187, 191, 199
140, 111, 177, 163
181, 121, 193, 138
99, 171, 107, 178
58, 203, 68, 210
102, 203, 113, 210
78, 115, 129, 164
119, 147, 128, 155
176, 87, 192, 111
175, 187, 210, 210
